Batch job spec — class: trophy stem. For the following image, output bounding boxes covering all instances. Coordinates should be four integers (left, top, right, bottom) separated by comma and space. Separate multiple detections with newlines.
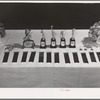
41, 30, 45, 38
51, 25, 55, 38
72, 28, 75, 38
61, 31, 64, 38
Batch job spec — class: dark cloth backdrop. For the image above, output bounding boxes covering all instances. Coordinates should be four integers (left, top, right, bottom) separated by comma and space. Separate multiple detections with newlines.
0, 3, 100, 29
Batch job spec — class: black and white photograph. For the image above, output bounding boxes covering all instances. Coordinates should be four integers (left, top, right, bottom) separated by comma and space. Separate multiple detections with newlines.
1, 1, 100, 88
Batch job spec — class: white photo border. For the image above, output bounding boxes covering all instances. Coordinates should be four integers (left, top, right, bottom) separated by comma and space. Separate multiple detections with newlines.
0, 1, 100, 99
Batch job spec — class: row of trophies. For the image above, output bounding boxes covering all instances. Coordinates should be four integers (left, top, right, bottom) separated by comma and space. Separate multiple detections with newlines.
23, 25, 76, 49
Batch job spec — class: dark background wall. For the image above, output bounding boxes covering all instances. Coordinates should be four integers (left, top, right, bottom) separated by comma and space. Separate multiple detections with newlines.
0, 3, 100, 29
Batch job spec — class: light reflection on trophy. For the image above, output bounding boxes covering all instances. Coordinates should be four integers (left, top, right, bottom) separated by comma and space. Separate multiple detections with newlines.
60, 31, 66, 48
23, 29, 35, 48
69, 28, 76, 48
0, 23, 6, 38
40, 30, 46, 48
0, 23, 6, 45
50, 25, 57, 48
0, 34, 1, 44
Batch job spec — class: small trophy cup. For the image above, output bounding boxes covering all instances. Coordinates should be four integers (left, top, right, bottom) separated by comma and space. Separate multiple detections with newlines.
50, 25, 57, 48
40, 30, 46, 48
23, 29, 35, 48
60, 31, 66, 48
69, 28, 76, 48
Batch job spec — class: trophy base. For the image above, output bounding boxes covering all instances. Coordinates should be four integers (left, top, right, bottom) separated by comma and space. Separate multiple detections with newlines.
23, 40, 35, 48
69, 45, 76, 48
59, 45, 66, 48
40, 45, 46, 49
50, 45, 57, 48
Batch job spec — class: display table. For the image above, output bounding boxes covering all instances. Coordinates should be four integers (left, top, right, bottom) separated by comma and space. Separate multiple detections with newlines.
0, 29, 100, 87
